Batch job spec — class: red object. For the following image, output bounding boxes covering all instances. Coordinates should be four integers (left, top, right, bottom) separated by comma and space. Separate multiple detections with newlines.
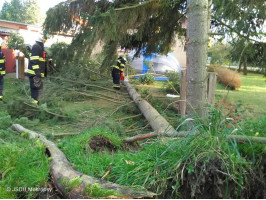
120, 72, 124, 80
1, 47, 16, 72
43, 51, 46, 59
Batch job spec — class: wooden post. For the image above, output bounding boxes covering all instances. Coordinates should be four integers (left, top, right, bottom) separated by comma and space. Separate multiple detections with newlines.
18, 57, 25, 80
179, 69, 187, 116
207, 72, 217, 105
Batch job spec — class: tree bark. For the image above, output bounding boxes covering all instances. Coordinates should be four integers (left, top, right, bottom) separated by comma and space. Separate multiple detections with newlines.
179, 69, 187, 116
124, 80, 189, 137
226, 135, 266, 144
186, 0, 209, 118
243, 60, 248, 75
124, 132, 266, 144
11, 124, 156, 199
238, 61, 242, 72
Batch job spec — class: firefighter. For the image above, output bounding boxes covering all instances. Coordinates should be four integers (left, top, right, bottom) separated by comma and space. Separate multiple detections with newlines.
26, 36, 46, 105
112, 56, 126, 90
0, 39, 6, 101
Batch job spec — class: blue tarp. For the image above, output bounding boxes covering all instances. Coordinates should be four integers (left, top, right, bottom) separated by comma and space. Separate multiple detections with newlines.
132, 75, 168, 81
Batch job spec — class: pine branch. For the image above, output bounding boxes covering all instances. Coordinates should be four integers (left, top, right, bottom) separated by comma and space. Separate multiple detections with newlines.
212, 15, 265, 43
114, 0, 157, 11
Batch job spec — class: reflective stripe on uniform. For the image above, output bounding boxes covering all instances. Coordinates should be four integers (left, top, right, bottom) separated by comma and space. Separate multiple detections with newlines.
117, 60, 121, 63
120, 64, 125, 67
0, 71, 5, 75
0, 59, 5, 63
27, 69, 36, 75
113, 84, 120, 88
30, 56, 39, 60
32, 65, 39, 69
113, 66, 120, 70
0, 96, 3, 99
41, 73, 44, 77
113, 65, 124, 71
32, 100, 38, 105
39, 58, 45, 62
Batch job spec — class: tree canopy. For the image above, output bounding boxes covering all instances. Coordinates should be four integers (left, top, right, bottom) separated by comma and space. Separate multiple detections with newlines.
44, 0, 187, 69
211, 0, 266, 73
44, 0, 265, 68
0, 0, 42, 25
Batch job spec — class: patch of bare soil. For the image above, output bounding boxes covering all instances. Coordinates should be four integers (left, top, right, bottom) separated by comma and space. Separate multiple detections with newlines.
88, 135, 117, 153
122, 142, 140, 151
177, 158, 266, 199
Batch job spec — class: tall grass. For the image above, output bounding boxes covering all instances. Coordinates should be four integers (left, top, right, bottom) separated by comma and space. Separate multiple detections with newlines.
59, 107, 255, 198
0, 111, 50, 199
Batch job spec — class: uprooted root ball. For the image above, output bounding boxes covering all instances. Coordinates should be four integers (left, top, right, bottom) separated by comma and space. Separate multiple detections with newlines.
88, 135, 118, 153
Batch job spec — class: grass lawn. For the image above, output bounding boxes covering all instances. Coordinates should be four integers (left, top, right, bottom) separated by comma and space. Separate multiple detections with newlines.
215, 73, 266, 117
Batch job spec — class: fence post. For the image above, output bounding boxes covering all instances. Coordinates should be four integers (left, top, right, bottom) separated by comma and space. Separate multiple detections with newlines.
207, 72, 217, 105
17, 57, 25, 80
179, 69, 187, 116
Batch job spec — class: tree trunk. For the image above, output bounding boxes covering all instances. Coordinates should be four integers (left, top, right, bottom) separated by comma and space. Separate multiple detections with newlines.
124, 80, 189, 137
11, 124, 156, 199
124, 132, 266, 144
238, 61, 242, 72
243, 60, 248, 75
186, 0, 209, 118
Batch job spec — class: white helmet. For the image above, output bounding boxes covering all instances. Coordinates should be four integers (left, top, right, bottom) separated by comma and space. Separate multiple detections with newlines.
36, 35, 43, 43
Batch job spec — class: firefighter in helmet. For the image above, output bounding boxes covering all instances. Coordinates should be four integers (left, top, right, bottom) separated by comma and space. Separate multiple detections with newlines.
0, 38, 6, 101
26, 35, 46, 105
112, 56, 127, 90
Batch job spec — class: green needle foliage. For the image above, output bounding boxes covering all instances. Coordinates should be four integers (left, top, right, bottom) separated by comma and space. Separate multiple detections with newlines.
44, 0, 186, 71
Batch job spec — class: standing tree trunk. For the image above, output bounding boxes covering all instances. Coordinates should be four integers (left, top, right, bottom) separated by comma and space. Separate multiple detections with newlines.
243, 60, 248, 75
238, 61, 242, 72
186, 0, 209, 118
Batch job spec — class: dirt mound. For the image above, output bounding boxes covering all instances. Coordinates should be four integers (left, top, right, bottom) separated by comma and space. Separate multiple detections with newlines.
88, 135, 117, 153
178, 158, 266, 199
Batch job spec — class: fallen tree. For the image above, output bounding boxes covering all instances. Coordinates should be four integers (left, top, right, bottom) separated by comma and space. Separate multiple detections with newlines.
124, 132, 266, 144
11, 124, 156, 199
124, 80, 188, 137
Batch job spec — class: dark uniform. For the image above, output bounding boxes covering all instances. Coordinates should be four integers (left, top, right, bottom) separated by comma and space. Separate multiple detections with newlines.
112, 56, 126, 90
0, 45, 6, 101
26, 40, 46, 105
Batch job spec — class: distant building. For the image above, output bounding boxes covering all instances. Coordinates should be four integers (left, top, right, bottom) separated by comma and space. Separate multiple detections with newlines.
0, 19, 73, 73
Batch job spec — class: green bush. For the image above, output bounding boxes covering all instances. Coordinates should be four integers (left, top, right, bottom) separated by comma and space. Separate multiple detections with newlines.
139, 73, 154, 84
163, 71, 181, 94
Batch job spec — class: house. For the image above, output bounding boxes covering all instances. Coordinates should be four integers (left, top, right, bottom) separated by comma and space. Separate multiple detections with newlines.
0, 19, 43, 72
0, 19, 73, 73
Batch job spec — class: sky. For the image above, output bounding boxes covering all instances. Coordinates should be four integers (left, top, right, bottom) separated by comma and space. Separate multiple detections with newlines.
0, 0, 65, 15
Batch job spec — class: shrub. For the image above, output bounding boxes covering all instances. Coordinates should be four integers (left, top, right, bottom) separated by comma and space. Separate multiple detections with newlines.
139, 73, 154, 84
163, 71, 181, 94
216, 67, 241, 89
208, 64, 241, 90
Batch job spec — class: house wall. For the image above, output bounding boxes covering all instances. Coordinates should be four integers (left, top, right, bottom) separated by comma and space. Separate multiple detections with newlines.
172, 37, 186, 70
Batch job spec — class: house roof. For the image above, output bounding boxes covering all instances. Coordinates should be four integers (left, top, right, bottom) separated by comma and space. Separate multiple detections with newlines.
0, 19, 41, 28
